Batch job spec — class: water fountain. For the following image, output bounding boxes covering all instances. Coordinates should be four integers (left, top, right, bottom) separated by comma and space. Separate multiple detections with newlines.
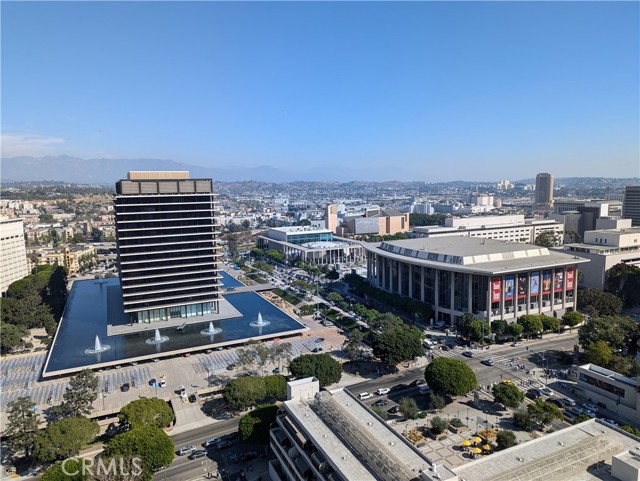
200, 322, 222, 336
145, 328, 169, 345
84, 335, 111, 355
250, 312, 271, 328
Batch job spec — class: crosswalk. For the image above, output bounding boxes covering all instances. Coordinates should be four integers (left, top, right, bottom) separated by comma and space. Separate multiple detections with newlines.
429, 347, 546, 392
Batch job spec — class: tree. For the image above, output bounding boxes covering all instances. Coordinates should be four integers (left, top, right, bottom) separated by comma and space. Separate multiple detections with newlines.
425, 358, 477, 396
368, 312, 403, 333
429, 416, 449, 435
223, 376, 267, 411
327, 292, 343, 303
325, 269, 340, 281
534, 230, 560, 247
518, 315, 543, 339
34, 417, 99, 462
288, 353, 342, 388
456, 313, 487, 343
371, 406, 388, 420
263, 374, 287, 401
372, 324, 423, 366
577, 288, 623, 316
606, 263, 640, 307
540, 315, 560, 333
491, 319, 508, 338
562, 311, 584, 332
507, 322, 524, 339
238, 404, 279, 445
526, 399, 563, 428
429, 393, 446, 411
5, 396, 40, 458
496, 430, 518, 450
399, 397, 418, 420
492, 383, 524, 409
41, 459, 90, 481
583, 340, 613, 367
60, 369, 98, 418
0, 322, 29, 352
513, 409, 532, 430
342, 330, 365, 362
578, 315, 638, 352
265, 249, 284, 263
118, 398, 174, 430
250, 248, 264, 258
103, 426, 174, 481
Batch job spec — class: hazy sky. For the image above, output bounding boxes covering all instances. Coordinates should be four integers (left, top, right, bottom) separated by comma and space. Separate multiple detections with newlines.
2, 1, 639, 182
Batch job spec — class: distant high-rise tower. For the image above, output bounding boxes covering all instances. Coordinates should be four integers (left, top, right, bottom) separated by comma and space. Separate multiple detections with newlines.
535, 173, 554, 209
325, 204, 338, 233
623, 185, 640, 226
114, 171, 221, 323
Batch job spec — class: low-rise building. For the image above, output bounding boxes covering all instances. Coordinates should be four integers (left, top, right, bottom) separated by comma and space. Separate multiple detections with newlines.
557, 221, 640, 289
325, 204, 410, 236
26, 244, 95, 275
258, 226, 364, 266
411, 215, 563, 244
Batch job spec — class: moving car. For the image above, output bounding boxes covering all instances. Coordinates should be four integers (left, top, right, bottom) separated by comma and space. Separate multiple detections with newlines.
410, 379, 426, 387
375, 387, 390, 395
501, 379, 514, 385
526, 389, 541, 400
188, 450, 207, 460
511, 342, 523, 347
481, 358, 494, 366
538, 387, 554, 396
177, 445, 196, 456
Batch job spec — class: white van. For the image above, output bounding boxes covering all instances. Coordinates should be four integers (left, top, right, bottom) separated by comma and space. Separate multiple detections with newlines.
358, 392, 373, 401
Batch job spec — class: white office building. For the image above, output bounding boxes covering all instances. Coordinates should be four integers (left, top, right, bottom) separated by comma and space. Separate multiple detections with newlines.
0, 218, 29, 295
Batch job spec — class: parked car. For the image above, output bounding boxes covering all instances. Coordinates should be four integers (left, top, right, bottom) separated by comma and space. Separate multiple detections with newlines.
311, 347, 323, 353
315, 338, 325, 343
226, 363, 237, 371
462, 351, 474, 358
373, 399, 389, 407
569, 407, 585, 416
216, 440, 233, 450
409, 379, 426, 387
538, 387, 554, 396
375, 387, 390, 395
188, 450, 207, 460
159, 379, 166, 387
526, 389, 541, 400
177, 445, 196, 456
390, 383, 409, 392
549, 398, 564, 408
188, 394, 197, 403
272, 367, 280, 374
600, 418, 619, 427
562, 397, 576, 407
203, 437, 222, 448
121, 383, 130, 392
240, 451, 259, 462
387, 405, 401, 414
583, 402, 599, 412
358, 392, 373, 401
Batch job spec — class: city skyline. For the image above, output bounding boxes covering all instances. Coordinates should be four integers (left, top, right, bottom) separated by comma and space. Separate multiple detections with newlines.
2, 1, 639, 182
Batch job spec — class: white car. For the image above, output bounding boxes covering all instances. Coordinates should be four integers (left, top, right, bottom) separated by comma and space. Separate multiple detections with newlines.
358, 392, 373, 401
511, 342, 523, 347
375, 387, 390, 396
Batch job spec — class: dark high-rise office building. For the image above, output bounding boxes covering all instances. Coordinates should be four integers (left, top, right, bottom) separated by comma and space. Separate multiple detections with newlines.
114, 171, 221, 323
623, 185, 640, 226
535, 172, 554, 209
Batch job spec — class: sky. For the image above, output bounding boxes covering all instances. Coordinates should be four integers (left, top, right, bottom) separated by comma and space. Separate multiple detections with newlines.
2, 1, 639, 182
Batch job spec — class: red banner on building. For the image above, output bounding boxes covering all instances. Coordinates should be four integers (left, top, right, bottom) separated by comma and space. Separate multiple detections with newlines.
491, 277, 501, 303
566, 268, 575, 290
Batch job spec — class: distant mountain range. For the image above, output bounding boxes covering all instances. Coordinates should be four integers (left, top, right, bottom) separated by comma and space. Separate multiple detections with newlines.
1, 156, 637, 186
0, 155, 378, 184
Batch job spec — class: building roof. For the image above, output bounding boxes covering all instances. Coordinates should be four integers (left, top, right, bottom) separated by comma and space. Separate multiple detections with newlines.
453, 419, 639, 481
284, 387, 455, 481
269, 226, 332, 234
363, 237, 589, 275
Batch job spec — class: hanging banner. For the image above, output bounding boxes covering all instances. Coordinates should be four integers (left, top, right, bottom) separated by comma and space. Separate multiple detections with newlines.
530, 271, 540, 296
554, 271, 564, 293
504, 275, 515, 301
518, 274, 528, 298
491, 277, 502, 303
542, 270, 552, 294
566, 268, 575, 290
